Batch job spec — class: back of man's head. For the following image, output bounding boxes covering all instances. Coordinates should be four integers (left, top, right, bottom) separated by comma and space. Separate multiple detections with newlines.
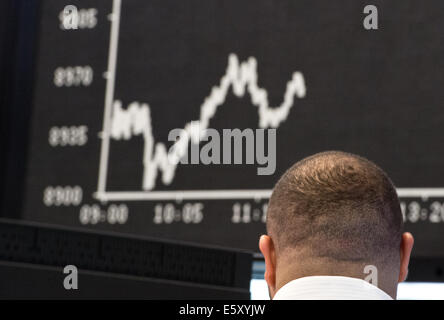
261, 151, 412, 298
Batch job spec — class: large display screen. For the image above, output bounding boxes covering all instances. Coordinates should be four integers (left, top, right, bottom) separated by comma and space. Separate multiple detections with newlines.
19, 0, 444, 256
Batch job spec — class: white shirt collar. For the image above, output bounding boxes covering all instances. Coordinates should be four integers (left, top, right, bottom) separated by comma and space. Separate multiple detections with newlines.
273, 276, 393, 300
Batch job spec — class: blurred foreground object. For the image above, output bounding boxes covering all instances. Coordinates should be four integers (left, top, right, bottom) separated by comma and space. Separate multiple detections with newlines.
0, 219, 252, 299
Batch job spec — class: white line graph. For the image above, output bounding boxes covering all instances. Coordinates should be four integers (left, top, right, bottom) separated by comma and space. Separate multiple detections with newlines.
109, 53, 306, 191
95, 0, 444, 202
94, 0, 308, 202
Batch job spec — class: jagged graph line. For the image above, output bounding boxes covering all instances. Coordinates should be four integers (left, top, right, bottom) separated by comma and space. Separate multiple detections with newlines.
110, 53, 306, 190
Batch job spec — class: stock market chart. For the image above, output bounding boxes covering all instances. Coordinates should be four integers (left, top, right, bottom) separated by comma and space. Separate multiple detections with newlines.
19, 0, 444, 255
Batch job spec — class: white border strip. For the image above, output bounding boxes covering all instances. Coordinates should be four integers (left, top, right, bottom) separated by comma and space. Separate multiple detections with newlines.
94, 190, 273, 202
94, 188, 444, 202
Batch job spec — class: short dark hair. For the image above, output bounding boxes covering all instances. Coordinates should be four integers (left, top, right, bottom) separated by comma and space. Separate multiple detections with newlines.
267, 151, 403, 265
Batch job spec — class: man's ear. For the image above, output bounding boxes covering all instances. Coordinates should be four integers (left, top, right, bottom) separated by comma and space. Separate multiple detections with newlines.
259, 235, 277, 298
398, 232, 414, 283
